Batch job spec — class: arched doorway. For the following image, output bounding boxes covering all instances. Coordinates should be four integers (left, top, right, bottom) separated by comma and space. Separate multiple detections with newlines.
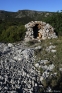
33, 24, 39, 38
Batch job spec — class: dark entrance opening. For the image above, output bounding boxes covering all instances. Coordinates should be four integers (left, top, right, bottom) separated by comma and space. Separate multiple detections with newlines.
33, 24, 39, 38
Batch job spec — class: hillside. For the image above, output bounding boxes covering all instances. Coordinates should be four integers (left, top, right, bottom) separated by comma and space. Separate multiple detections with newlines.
0, 10, 62, 93
0, 37, 62, 93
0, 10, 62, 43
0, 10, 55, 25
0, 10, 54, 20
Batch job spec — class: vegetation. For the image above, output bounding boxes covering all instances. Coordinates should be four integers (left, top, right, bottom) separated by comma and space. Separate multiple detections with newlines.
43, 12, 62, 36
32, 36, 62, 92
0, 19, 26, 42
0, 10, 62, 92
0, 10, 62, 42
27, 36, 62, 92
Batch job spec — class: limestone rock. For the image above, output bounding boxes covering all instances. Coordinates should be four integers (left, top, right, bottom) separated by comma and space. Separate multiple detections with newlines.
59, 68, 62, 71
35, 46, 41, 50
39, 60, 50, 65
0, 42, 58, 92
35, 63, 39, 67
40, 76, 44, 82
46, 45, 56, 52
51, 49, 56, 53
8, 43, 13, 47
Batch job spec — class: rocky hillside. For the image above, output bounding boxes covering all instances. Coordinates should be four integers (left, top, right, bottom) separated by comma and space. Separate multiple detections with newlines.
0, 10, 54, 20
0, 36, 62, 93
0, 10, 55, 25
0, 9, 62, 93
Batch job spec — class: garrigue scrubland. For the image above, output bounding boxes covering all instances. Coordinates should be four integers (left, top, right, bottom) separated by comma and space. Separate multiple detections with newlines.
0, 10, 62, 92
0, 10, 62, 42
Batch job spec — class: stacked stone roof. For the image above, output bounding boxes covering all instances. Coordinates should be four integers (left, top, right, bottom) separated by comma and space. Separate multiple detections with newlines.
25, 21, 57, 41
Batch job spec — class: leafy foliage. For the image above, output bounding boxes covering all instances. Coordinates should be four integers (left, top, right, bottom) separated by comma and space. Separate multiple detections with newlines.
0, 22, 26, 42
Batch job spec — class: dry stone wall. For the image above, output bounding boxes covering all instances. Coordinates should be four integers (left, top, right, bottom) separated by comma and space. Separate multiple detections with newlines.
24, 21, 57, 41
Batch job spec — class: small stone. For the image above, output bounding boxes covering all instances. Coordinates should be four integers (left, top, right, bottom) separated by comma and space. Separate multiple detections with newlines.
40, 76, 44, 82
59, 68, 62, 71
48, 64, 55, 71
8, 43, 13, 47
35, 46, 41, 50
13, 56, 18, 60
51, 49, 56, 53
40, 60, 49, 65
35, 63, 39, 67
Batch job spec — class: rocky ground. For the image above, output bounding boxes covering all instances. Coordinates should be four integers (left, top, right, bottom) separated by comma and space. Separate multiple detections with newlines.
0, 40, 62, 93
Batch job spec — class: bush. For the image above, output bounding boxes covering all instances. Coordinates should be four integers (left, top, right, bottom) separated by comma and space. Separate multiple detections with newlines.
0, 25, 26, 43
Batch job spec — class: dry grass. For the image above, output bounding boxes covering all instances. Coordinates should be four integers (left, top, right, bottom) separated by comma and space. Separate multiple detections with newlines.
28, 36, 62, 91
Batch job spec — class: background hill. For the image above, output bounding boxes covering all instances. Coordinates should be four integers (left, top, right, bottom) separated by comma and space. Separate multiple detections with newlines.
0, 10, 62, 42
0, 10, 55, 23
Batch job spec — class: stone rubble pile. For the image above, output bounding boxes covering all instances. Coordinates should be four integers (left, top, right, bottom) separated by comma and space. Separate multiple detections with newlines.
25, 21, 57, 41
0, 42, 56, 93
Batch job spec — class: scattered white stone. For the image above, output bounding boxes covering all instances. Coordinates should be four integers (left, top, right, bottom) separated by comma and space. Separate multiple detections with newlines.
17, 57, 22, 61
35, 63, 39, 67
53, 55, 56, 58
13, 56, 18, 60
35, 83, 37, 86
42, 65, 48, 70
54, 72, 57, 76
48, 64, 55, 71
35, 46, 41, 50
46, 87, 52, 92
38, 39, 41, 42
50, 45, 56, 49
50, 42, 52, 45
8, 43, 13, 47
4, 87, 8, 89
48, 45, 56, 49
59, 68, 62, 71
46, 45, 56, 52
21, 49, 29, 60
42, 64, 55, 71
40, 76, 44, 82
51, 49, 56, 53
40, 60, 49, 65
3, 46, 9, 53
0, 76, 3, 79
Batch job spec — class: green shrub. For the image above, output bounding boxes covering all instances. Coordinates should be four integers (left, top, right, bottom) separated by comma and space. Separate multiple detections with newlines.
0, 25, 26, 43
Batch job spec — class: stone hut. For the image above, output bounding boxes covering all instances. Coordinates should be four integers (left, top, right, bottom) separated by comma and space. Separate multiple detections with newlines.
24, 21, 57, 41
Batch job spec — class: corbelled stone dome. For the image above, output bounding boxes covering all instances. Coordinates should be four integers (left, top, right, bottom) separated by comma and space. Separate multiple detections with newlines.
24, 21, 57, 42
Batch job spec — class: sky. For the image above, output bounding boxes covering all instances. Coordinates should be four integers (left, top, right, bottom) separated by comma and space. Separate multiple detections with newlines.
0, 0, 62, 12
